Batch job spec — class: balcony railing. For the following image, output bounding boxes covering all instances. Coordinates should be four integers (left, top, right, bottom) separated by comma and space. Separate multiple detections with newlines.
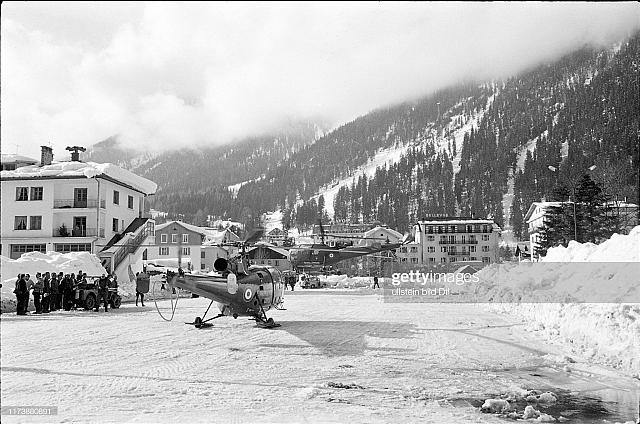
438, 240, 479, 244
53, 199, 106, 209
53, 227, 105, 237
447, 251, 472, 256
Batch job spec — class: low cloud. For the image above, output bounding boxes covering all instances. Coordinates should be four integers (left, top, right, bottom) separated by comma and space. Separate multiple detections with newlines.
2, 2, 639, 158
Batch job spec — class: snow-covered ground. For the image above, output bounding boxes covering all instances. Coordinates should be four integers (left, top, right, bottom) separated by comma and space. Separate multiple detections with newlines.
2, 293, 638, 423
476, 226, 640, 376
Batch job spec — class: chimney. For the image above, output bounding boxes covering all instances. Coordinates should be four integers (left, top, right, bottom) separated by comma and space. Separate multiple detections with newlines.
66, 146, 86, 162
40, 146, 54, 166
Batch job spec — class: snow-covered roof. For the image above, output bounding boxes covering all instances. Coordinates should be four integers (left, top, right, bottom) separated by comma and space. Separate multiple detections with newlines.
362, 226, 403, 241
155, 221, 208, 236
247, 245, 289, 257
1, 154, 38, 164
203, 228, 241, 245
0, 161, 157, 195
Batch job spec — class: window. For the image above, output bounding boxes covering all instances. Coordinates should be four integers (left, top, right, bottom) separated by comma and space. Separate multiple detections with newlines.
482, 246, 490, 252
30, 187, 43, 201
482, 234, 490, 241
74, 188, 87, 208
159, 247, 169, 256
182, 234, 189, 243
182, 247, 190, 255
201, 263, 206, 270
400, 247, 407, 253
201, 251, 205, 258
401, 258, 407, 262
54, 243, 91, 253
427, 235, 435, 241
470, 246, 476, 253
112, 218, 119, 232
470, 257, 477, 261
450, 225, 456, 233
441, 246, 447, 253
428, 257, 435, 263
171, 234, 178, 243
410, 258, 418, 263
128, 195, 133, 209
14, 216, 27, 230
440, 258, 447, 263
410, 246, 418, 253
275, 260, 279, 266
450, 257, 457, 263
161, 234, 167, 243
10, 244, 46, 259
113, 191, 120, 204
16, 187, 28, 201
30, 216, 42, 230
439, 236, 446, 243
482, 257, 491, 263
427, 246, 435, 253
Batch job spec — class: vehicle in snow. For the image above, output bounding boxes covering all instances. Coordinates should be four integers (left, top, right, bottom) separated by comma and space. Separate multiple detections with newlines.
299, 274, 326, 289
73, 278, 122, 310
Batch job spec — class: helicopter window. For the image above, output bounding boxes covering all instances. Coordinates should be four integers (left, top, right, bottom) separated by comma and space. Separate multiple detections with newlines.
257, 273, 263, 278
259, 285, 264, 290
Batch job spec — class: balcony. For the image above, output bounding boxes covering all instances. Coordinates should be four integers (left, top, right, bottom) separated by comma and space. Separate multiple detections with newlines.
447, 251, 471, 256
53, 199, 106, 209
438, 240, 479, 244
53, 227, 105, 237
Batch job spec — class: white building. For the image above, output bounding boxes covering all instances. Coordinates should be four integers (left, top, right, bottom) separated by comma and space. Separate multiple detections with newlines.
397, 218, 501, 267
524, 201, 567, 260
144, 221, 208, 271
1, 148, 157, 281
525, 200, 639, 260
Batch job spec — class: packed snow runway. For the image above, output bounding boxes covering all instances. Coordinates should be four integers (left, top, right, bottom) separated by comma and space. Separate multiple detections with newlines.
2, 293, 638, 423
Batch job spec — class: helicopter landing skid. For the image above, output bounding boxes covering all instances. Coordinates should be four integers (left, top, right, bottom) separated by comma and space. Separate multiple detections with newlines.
253, 316, 281, 329
185, 300, 224, 329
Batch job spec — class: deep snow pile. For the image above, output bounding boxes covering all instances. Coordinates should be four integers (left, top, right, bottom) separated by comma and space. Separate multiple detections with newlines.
0, 252, 107, 312
319, 275, 376, 289
476, 226, 640, 375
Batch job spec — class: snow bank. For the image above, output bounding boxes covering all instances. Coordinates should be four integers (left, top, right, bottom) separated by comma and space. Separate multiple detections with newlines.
1, 161, 157, 194
476, 226, 640, 375
1, 252, 107, 312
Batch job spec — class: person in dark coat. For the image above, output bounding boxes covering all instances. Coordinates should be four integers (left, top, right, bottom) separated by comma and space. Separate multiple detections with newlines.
42, 272, 51, 313
135, 272, 150, 306
15, 275, 29, 315
373, 275, 380, 289
49, 273, 59, 312
33, 273, 44, 314
56, 272, 65, 309
95, 275, 109, 312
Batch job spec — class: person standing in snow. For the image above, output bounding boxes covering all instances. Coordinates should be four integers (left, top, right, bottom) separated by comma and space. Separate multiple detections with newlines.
135, 272, 149, 307
42, 272, 51, 313
56, 272, 65, 309
15, 275, 29, 315
49, 273, 59, 312
372, 275, 380, 289
33, 273, 44, 314
95, 275, 109, 312
24, 274, 35, 312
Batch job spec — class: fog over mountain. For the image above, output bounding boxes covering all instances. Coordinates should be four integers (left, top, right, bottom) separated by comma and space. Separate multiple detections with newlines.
2, 2, 640, 158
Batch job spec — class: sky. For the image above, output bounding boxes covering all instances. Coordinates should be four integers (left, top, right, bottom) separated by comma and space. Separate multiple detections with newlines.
2, 2, 640, 159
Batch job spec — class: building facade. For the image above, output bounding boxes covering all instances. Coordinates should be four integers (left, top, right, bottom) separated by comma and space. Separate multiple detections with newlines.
144, 221, 207, 271
1, 151, 156, 259
396, 218, 501, 268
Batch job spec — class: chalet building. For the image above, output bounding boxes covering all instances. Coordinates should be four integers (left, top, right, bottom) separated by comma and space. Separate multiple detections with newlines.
144, 221, 207, 271
246, 243, 291, 272
0, 146, 157, 282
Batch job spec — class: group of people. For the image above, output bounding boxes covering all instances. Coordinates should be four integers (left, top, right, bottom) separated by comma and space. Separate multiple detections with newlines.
13, 271, 115, 315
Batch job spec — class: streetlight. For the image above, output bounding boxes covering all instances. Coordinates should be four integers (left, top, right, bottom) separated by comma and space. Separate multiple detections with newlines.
547, 165, 596, 242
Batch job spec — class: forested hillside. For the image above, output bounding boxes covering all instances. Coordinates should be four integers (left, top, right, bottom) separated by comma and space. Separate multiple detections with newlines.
94, 32, 639, 237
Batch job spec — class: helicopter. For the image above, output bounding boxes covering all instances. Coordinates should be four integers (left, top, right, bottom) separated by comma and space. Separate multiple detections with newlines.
286, 222, 406, 273
155, 228, 285, 329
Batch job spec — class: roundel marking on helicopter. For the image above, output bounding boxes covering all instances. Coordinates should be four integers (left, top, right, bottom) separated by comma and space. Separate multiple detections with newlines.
244, 288, 253, 301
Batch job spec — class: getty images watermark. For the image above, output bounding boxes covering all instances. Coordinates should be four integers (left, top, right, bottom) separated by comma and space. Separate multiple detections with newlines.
386, 271, 478, 299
